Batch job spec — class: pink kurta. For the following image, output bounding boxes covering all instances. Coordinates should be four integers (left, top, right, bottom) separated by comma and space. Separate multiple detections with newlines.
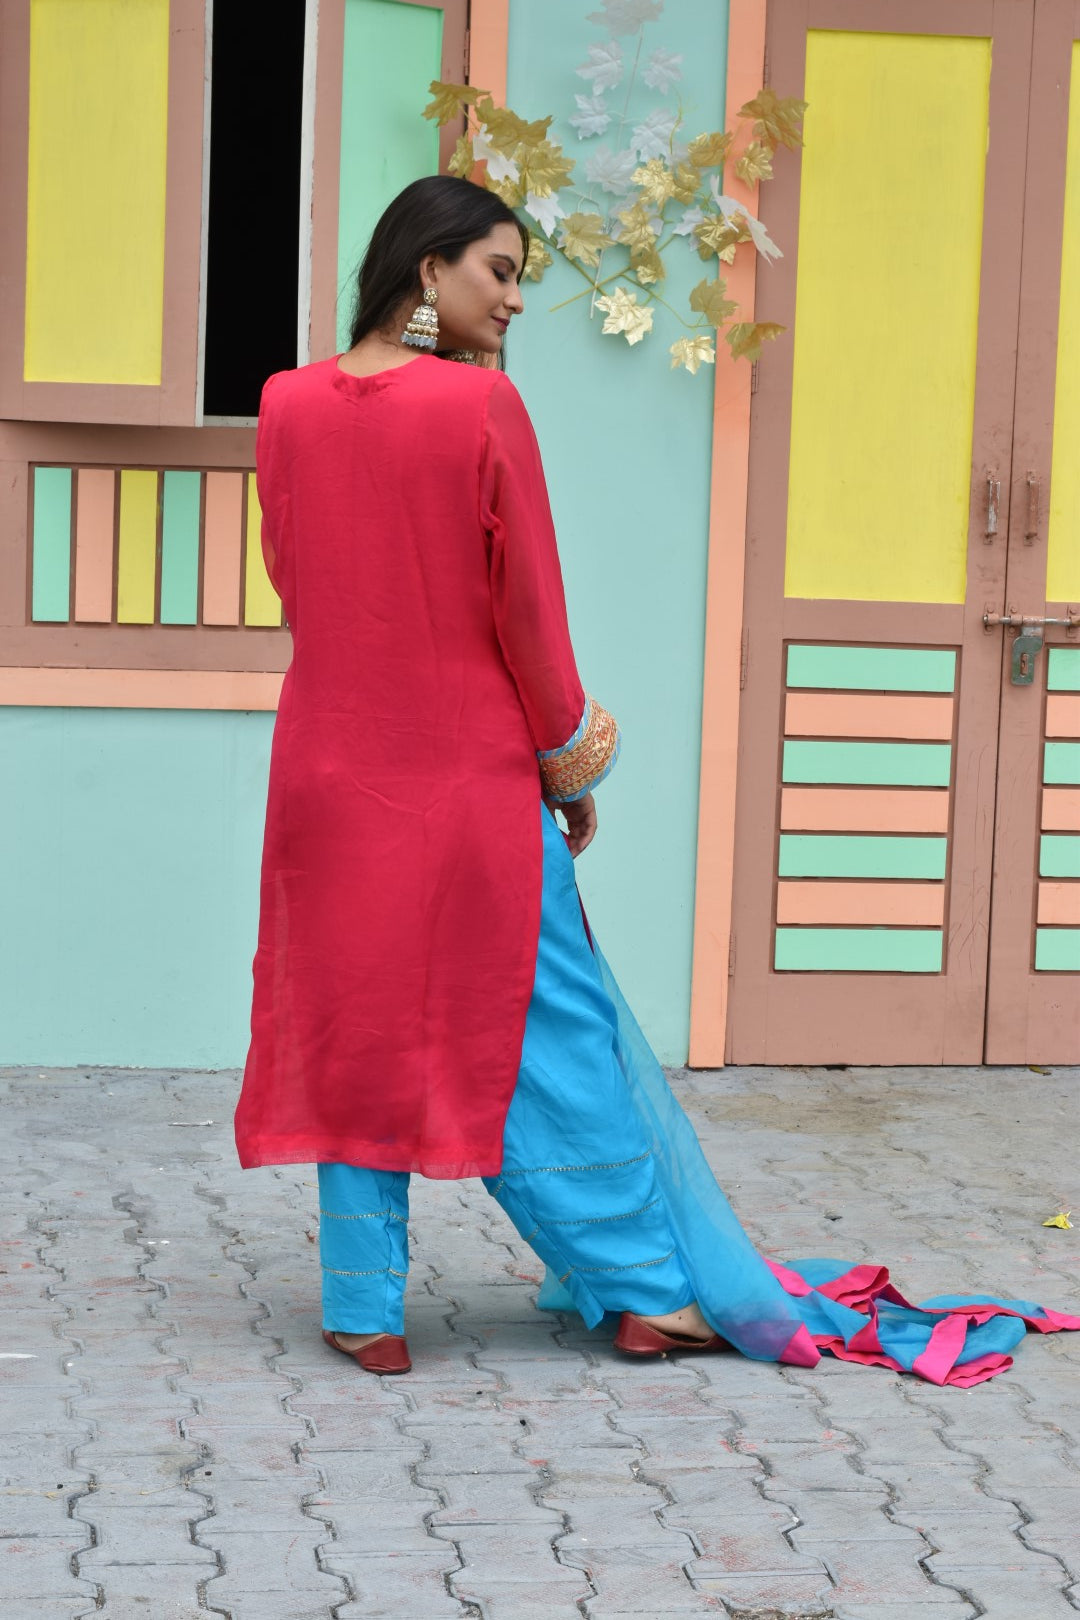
234, 356, 586, 1177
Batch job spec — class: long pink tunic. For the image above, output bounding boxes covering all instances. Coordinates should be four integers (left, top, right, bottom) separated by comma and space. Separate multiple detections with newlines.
234, 356, 586, 1177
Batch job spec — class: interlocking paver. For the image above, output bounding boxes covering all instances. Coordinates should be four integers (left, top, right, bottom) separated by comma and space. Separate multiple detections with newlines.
2, 1061, 1079, 1617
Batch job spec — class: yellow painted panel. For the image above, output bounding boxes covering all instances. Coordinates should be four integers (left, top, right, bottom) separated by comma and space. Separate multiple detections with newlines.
1048, 42, 1080, 602
117, 470, 159, 624
785, 31, 991, 604
244, 475, 281, 627
24, 0, 169, 384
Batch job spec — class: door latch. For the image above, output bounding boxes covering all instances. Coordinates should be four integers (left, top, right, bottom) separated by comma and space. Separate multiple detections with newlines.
982, 609, 1080, 685
1011, 627, 1043, 685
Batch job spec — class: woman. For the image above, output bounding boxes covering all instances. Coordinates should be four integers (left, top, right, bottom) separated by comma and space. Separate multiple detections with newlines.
235, 177, 1077, 1386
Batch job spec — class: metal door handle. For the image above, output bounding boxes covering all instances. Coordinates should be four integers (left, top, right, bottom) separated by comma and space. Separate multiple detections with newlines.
985, 471, 1000, 541
1025, 471, 1040, 544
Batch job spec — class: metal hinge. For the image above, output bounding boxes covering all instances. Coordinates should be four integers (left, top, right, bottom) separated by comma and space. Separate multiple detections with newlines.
739, 627, 750, 689
750, 360, 759, 394
728, 933, 737, 976
763, 46, 770, 83
463, 28, 471, 80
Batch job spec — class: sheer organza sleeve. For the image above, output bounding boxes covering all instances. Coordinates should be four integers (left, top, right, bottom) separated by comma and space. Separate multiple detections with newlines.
480, 374, 620, 801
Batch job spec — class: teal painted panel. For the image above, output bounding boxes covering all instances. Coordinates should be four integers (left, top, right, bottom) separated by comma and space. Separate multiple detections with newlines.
159, 471, 201, 625
0, 709, 273, 1067
1035, 928, 1080, 971
775, 928, 943, 972
1045, 742, 1080, 785
1041, 835, 1080, 877
783, 740, 952, 785
786, 644, 956, 692
337, 0, 443, 349
1048, 648, 1080, 691
32, 466, 72, 621
779, 835, 948, 878
506, 0, 727, 1063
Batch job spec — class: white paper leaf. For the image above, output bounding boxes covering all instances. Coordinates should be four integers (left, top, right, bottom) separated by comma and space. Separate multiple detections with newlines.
710, 183, 784, 261
577, 41, 624, 91
642, 48, 683, 92
587, 0, 664, 35
569, 93, 612, 140
584, 145, 639, 195
473, 126, 522, 184
523, 190, 568, 235
631, 107, 680, 161
672, 204, 705, 238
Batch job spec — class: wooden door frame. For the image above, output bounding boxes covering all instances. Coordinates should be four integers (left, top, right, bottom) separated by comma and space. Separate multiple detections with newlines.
688, 0, 766, 1066
985, 0, 1080, 1061
697, 0, 1035, 1065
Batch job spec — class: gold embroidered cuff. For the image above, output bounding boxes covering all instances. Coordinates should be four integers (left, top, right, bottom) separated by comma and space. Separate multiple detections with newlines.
539, 696, 621, 803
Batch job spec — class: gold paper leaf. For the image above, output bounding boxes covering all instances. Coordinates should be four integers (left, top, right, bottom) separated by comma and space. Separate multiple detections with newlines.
694, 213, 745, 260
481, 103, 553, 153
522, 234, 553, 282
671, 162, 700, 204
487, 173, 525, 209
670, 335, 716, 374
688, 130, 733, 168
632, 246, 665, 285
423, 80, 485, 127
616, 201, 660, 256
632, 158, 676, 209
738, 88, 807, 151
725, 320, 785, 361
734, 139, 774, 185
447, 134, 475, 179
689, 276, 738, 326
558, 211, 614, 268
1043, 1211, 1073, 1229
517, 138, 575, 198
595, 286, 654, 345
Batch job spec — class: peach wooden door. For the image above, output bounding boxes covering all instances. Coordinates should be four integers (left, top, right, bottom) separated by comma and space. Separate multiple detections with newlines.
984, 0, 1080, 1062
726, 0, 1034, 1063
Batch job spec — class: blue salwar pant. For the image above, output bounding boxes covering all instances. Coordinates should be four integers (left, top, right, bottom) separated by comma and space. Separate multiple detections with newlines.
318, 805, 695, 1336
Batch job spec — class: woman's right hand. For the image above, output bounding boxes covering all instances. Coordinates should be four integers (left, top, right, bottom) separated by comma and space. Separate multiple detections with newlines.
548, 792, 597, 858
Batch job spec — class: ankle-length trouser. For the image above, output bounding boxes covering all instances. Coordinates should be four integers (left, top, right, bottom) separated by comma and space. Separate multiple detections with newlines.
318, 806, 694, 1336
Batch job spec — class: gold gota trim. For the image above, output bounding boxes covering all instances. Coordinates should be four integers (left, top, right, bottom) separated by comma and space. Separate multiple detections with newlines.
539, 695, 621, 803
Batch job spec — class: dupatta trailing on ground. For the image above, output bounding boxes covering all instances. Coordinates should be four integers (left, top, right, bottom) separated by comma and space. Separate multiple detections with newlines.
538, 939, 1080, 1387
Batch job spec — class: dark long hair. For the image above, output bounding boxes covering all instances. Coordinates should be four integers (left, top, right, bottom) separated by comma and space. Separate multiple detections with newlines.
348, 175, 530, 349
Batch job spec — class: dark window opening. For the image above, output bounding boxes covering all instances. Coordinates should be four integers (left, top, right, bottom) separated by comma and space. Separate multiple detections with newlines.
203, 1, 306, 418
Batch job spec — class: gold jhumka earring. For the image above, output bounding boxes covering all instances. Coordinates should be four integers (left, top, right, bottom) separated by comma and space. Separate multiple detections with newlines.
402, 287, 439, 350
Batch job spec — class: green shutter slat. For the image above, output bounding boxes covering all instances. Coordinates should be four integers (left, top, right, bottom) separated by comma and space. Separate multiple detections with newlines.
775, 927, 943, 972
783, 741, 952, 786
159, 471, 202, 625
31, 467, 72, 622
786, 645, 956, 692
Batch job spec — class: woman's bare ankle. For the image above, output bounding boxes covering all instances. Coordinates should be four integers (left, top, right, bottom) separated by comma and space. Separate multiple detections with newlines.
329, 1330, 388, 1351
635, 1302, 712, 1340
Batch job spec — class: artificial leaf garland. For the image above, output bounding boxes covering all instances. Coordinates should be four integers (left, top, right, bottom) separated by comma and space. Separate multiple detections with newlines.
420, 0, 804, 373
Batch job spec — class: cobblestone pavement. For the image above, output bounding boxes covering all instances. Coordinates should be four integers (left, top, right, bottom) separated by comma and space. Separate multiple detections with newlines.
2, 1062, 1079, 1620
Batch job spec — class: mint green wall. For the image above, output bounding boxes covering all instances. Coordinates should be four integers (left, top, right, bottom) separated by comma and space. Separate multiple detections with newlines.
3, 1, 728, 1070
506, 0, 727, 1060
336, 0, 442, 348
1, 709, 272, 1067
